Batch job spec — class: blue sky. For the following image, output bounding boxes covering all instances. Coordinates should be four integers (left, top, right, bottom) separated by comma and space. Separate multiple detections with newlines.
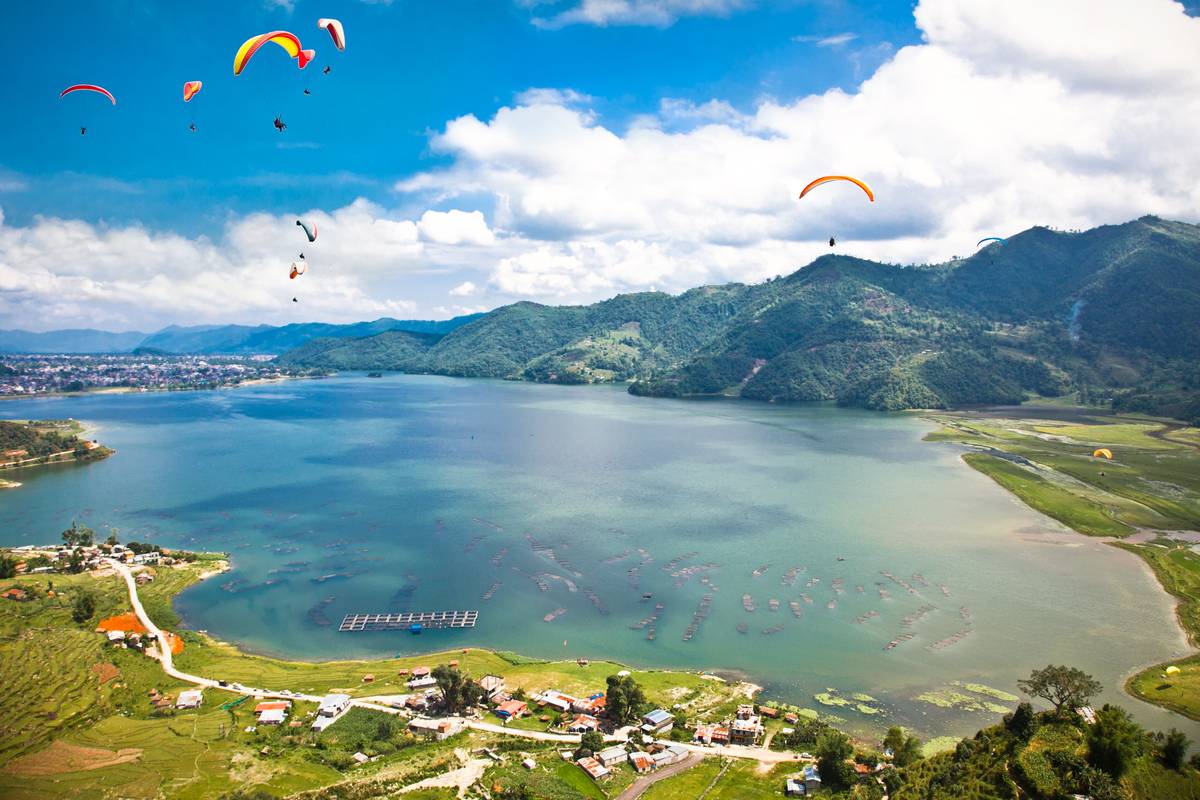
0, 0, 916, 231
0, 0, 1198, 331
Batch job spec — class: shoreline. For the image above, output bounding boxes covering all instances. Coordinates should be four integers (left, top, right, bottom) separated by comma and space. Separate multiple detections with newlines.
0, 371, 322, 402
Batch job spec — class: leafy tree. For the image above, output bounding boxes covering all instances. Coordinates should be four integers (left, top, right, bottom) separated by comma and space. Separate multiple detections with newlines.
1078, 765, 1124, 800
0, 555, 16, 579
816, 730, 857, 791
432, 665, 484, 714
1159, 728, 1190, 771
896, 734, 923, 767
105, 528, 120, 546
1004, 702, 1039, 740
1086, 704, 1145, 778
575, 730, 604, 759
61, 520, 95, 548
72, 591, 96, 623
605, 674, 647, 726
883, 726, 905, 754
1018, 665, 1101, 716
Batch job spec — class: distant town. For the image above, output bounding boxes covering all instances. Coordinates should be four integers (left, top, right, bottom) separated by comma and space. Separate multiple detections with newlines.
0, 354, 318, 396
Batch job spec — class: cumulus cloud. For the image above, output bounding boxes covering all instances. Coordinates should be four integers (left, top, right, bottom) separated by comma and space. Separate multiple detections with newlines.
396, 0, 1200, 303
418, 210, 496, 246
449, 281, 479, 296
530, 0, 750, 28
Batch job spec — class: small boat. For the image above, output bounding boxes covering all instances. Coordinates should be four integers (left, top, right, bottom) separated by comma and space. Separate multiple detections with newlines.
366, 372, 383, 378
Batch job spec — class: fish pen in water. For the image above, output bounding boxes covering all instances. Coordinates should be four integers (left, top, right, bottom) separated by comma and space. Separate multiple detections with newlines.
339, 610, 479, 632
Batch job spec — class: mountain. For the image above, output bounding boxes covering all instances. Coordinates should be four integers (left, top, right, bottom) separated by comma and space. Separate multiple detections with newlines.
0, 328, 148, 354
0, 314, 484, 356
280, 216, 1200, 421
135, 315, 483, 355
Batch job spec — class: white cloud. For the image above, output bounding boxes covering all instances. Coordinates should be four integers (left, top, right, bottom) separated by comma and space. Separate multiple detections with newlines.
794, 32, 858, 47
395, 0, 1200, 303
263, 0, 294, 12
531, 0, 749, 28
449, 281, 479, 297
418, 210, 496, 246
515, 88, 593, 107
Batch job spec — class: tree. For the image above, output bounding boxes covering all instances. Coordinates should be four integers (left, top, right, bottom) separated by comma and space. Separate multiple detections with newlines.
432, 665, 484, 714
883, 726, 905, 755
61, 520, 95, 548
575, 730, 604, 759
1159, 728, 1190, 771
105, 528, 120, 546
1004, 702, 1039, 740
1018, 665, 1101, 716
896, 734, 923, 767
605, 674, 647, 726
1087, 704, 1145, 778
816, 730, 857, 791
72, 591, 96, 624
0, 555, 16, 579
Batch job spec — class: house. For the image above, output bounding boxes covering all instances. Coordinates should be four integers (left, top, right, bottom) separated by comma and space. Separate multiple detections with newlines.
362, 674, 374, 683
406, 695, 431, 712
566, 714, 600, 733
1, 587, 28, 601
411, 666, 431, 678
407, 675, 438, 690
318, 693, 351, 717
758, 705, 779, 719
1077, 706, 1097, 725
408, 717, 463, 741
785, 778, 807, 796
803, 765, 822, 793
596, 745, 629, 768
629, 752, 656, 774
651, 745, 689, 767
176, 689, 203, 709
106, 630, 126, 643
255, 701, 291, 725
693, 724, 730, 745
784, 712, 799, 724
132, 551, 160, 565
736, 704, 755, 719
641, 708, 675, 735
495, 700, 528, 721
730, 714, 763, 746
537, 690, 579, 713
352, 752, 369, 764
522, 758, 536, 770
572, 694, 606, 715
576, 756, 610, 781
134, 573, 154, 585
479, 675, 506, 700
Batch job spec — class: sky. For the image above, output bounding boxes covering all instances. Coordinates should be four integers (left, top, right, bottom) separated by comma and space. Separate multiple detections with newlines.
0, 0, 1198, 332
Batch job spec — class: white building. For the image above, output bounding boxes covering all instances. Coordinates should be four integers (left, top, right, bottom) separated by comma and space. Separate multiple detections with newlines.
176, 689, 203, 709
318, 693, 351, 717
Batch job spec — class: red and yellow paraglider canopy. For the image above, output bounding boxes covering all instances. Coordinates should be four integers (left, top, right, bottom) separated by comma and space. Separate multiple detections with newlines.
233, 31, 314, 75
183, 81, 203, 102
799, 175, 874, 202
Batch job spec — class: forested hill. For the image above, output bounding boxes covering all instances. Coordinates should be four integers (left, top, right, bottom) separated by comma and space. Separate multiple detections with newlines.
280, 216, 1200, 421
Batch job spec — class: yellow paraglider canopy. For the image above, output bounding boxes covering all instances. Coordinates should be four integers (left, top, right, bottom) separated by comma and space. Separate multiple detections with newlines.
1092, 448, 1113, 460
1166, 665, 1182, 676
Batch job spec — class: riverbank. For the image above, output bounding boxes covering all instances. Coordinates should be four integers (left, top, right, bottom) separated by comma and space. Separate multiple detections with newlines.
0, 418, 113, 481
925, 409, 1200, 719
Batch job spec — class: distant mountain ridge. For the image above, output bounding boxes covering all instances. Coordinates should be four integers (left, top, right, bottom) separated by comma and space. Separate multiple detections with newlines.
0, 315, 484, 355
280, 216, 1200, 421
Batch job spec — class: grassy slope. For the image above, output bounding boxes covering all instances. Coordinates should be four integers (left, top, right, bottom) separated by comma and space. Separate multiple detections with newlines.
0, 557, 753, 800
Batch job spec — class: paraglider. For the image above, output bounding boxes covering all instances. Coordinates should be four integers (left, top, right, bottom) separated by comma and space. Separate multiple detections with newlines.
323, 65, 331, 75
829, 237, 836, 248
303, 88, 312, 95
296, 219, 317, 243
317, 18, 345, 51
298, 252, 305, 260
274, 116, 287, 132
1093, 448, 1113, 460
289, 262, 307, 279
80, 127, 87, 136
1167, 666, 1182, 675
182, 81, 203, 102
976, 237, 1007, 248
60, 84, 117, 105
188, 122, 197, 133
233, 31, 314, 75
799, 175, 874, 202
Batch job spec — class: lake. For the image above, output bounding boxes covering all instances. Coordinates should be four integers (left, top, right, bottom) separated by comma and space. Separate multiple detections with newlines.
0, 374, 1190, 740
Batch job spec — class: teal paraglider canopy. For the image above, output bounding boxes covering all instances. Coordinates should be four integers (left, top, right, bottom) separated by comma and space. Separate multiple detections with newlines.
296, 219, 318, 243
976, 236, 1006, 247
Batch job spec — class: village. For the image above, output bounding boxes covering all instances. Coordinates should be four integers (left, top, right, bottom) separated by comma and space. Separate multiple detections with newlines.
0, 534, 900, 798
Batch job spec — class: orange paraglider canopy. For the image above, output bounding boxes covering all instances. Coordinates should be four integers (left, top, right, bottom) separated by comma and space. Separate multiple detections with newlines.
1092, 448, 1113, 460
233, 31, 314, 75
799, 175, 874, 202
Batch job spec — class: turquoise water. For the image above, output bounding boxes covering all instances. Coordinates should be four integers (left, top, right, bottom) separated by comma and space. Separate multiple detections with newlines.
0, 375, 1190, 739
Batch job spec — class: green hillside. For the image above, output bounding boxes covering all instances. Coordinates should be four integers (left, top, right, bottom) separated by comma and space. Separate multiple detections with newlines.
281, 216, 1200, 420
